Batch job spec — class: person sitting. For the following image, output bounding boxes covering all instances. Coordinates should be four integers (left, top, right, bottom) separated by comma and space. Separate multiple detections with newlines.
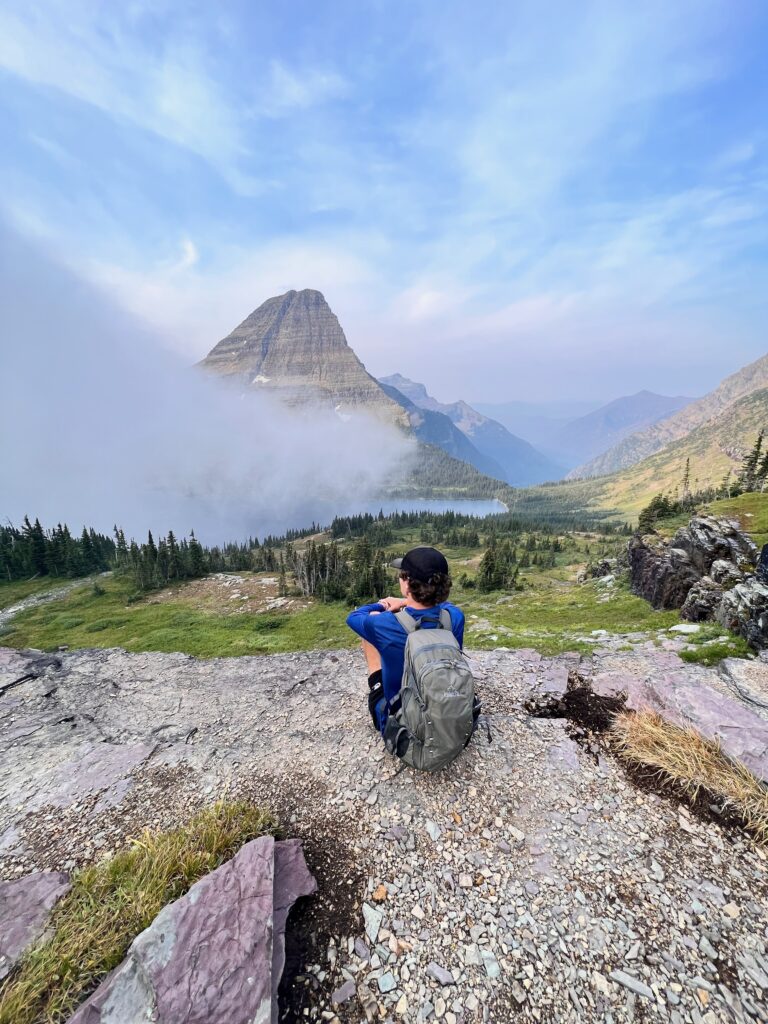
346, 545, 465, 733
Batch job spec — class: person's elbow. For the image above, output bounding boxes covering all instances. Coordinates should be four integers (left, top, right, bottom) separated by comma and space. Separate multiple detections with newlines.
346, 609, 364, 634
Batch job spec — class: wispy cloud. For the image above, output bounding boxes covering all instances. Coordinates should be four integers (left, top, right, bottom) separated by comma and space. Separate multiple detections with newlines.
1, 0, 767, 403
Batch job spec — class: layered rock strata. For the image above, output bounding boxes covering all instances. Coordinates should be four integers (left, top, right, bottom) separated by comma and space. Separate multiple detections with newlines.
200, 289, 408, 427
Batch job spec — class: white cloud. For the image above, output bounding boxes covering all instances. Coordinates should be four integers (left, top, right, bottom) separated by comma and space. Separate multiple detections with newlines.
0, 2, 257, 191
261, 60, 348, 116
78, 235, 385, 359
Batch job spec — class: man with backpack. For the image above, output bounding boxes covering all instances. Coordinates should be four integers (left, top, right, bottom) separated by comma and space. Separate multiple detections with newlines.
346, 545, 477, 771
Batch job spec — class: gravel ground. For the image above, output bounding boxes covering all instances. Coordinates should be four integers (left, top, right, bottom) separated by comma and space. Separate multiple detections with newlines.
1, 643, 767, 1023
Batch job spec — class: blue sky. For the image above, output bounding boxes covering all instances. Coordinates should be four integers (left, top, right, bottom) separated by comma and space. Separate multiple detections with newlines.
1, 0, 767, 402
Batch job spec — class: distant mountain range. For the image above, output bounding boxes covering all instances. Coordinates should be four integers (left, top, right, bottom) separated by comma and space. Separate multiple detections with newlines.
377, 379, 507, 480
477, 392, 694, 470
561, 390, 693, 472
201, 289, 558, 489
198, 287, 768, 518
569, 352, 768, 480
592, 385, 768, 517
380, 374, 562, 486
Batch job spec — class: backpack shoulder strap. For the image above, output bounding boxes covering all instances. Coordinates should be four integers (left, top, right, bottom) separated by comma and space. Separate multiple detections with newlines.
438, 608, 452, 630
395, 610, 418, 634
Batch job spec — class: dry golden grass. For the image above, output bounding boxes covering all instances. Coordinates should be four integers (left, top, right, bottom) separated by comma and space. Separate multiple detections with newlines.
611, 710, 768, 844
0, 801, 277, 1024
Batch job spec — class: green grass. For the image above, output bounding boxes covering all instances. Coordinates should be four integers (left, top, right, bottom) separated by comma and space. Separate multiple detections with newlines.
0, 527, 663, 659
703, 492, 768, 548
676, 622, 752, 665
0, 578, 70, 611
680, 641, 751, 666
0, 802, 277, 1024
0, 575, 357, 657
453, 574, 680, 655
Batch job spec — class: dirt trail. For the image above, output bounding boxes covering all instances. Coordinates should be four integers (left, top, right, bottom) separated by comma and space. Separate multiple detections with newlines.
0, 575, 109, 633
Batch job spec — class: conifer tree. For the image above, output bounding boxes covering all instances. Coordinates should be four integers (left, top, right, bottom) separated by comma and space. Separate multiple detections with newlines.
739, 430, 764, 491
188, 531, 206, 578
167, 531, 183, 580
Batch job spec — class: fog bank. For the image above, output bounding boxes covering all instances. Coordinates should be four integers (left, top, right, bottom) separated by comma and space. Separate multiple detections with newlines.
0, 226, 412, 544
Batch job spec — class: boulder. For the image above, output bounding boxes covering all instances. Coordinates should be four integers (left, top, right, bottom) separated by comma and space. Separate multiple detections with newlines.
671, 516, 757, 576
628, 535, 699, 609
757, 543, 768, 585
0, 871, 71, 980
716, 577, 768, 651
629, 517, 758, 611
681, 577, 724, 622
68, 836, 316, 1024
710, 559, 745, 588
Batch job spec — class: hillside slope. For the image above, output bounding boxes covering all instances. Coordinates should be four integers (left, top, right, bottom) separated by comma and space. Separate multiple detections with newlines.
571, 351, 768, 478
596, 386, 768, 516
380, 374, 563, 485
556, 390, 692, 467
378, 382, 506, 480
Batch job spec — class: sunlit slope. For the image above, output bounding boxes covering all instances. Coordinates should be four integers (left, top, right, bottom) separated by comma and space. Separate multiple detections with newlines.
593, 387, 768, 517
572, 350, 768, 478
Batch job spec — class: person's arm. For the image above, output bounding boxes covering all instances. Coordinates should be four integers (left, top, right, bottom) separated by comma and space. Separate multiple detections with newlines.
346, 603, 386, 639
454, 609, 465, 649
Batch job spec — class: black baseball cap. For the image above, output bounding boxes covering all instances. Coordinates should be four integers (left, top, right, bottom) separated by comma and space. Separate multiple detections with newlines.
390, 546, 449, 582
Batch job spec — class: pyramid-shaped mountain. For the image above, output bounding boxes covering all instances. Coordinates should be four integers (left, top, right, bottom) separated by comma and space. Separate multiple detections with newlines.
201, 289, 407, 426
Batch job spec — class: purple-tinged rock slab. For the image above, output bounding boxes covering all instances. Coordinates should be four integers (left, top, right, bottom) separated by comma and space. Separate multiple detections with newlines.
271, 838, 317, 1023
590, 672, 663, 713
0, 870, 70, 980
68, 835, 316, 1024
650, 678, 768, 782
592, 669, 768, 782
545, 739, 582, 774
28, 743, 154, 813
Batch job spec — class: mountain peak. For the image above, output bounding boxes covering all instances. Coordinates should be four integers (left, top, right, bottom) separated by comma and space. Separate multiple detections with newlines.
200, 290, 407, 425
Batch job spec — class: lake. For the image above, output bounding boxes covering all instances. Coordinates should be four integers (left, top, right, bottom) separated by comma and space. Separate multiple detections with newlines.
182, 497, 508, 544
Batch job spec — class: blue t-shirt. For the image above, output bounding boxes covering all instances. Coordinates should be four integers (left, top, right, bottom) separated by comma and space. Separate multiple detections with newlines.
346, 602, 465, 729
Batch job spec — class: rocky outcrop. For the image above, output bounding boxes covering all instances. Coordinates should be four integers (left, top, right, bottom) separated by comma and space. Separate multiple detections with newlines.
199, 289, 408, 427
717, 576, 768, 652
68, 836, 316, 1024
671, 516, 757, 574
629, 517, 768, 648
629, 516, 757, 611
0, 870, 70, 980
680, 576, 725, 621
628, 534, 700, 609
3, 644, 768, 1023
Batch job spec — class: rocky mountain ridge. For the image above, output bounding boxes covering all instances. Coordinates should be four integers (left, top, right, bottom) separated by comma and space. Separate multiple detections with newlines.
377, 381, 507, 481
593, 387, 768, 517
380, 374, 562, 486
560, 390, 693, 470
200, 289, 408, 428
572, 351, 768, 480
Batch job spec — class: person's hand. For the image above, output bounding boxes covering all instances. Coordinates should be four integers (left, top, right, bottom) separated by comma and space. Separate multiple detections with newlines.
378, 597, 408, 612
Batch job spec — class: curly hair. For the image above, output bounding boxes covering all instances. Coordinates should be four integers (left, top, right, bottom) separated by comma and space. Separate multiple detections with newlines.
401, 571, 452, 606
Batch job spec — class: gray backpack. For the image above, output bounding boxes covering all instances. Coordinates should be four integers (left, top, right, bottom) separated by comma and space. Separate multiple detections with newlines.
383, 609, 478, 772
